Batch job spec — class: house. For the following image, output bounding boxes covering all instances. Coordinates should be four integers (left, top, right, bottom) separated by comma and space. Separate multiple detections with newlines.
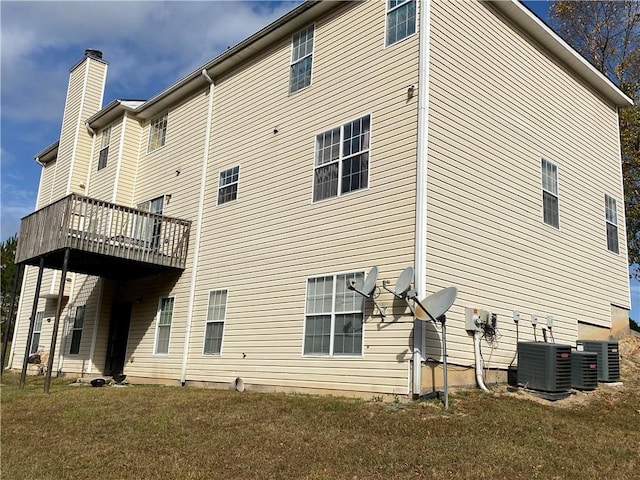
6, 0, 632, 397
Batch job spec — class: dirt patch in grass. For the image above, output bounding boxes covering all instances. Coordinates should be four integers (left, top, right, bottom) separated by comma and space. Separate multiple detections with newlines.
2, 336, 639, 479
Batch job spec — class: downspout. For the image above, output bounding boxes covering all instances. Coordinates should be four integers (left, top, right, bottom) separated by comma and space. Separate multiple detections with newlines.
181, 70, 215, 385
84, 124, 97, 195
413, 0, 431, 396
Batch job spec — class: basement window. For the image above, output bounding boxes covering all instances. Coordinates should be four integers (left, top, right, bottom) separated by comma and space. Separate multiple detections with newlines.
303, 272, 364, 357
30, 311, 44, 355
69, 305, 85, 355
154, 297, 174, 355
203, 290, 227, 355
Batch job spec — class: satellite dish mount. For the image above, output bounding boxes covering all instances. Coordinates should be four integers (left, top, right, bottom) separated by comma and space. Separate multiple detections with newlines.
347, 266, 386, 319
408, 286, 458, 410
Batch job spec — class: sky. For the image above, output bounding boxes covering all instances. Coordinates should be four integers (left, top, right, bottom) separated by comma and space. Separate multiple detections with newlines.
0, 0, 638, 320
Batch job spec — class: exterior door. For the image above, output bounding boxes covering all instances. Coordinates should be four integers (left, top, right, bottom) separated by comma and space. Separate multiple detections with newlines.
104, 302, 132, 376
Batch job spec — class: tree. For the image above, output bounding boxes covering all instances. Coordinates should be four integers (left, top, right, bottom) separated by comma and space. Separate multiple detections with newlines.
1, 234, 22, 343
550, 1, 640, 275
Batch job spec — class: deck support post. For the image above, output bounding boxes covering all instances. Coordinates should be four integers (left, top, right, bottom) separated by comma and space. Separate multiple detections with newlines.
44, 248, 70, 394
1, 263, 24, 380
19, 257, 45, 389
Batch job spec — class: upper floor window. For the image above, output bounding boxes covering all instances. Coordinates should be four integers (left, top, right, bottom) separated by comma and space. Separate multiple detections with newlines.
605, 194, 619, 254
97, 126, 111, 171
290, 25, 314, 93
314, 115, 370, 202
304, 272, 365, 357
218, 166, 239, 205
541, 158, 559, 229
69, 305, 85, 355
204, 289, 227, 355
154, 297, 174, 354
147, 112, 168, 153
386, 0, 416, 46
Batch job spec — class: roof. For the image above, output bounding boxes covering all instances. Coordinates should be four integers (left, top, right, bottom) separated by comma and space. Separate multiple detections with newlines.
86, 99, 146, 130
86, 0, 632, 131
87, 0, 348, 128
34, 141, 59, 165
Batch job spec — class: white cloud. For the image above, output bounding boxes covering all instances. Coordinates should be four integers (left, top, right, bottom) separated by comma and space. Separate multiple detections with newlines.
1, 1, 301, 122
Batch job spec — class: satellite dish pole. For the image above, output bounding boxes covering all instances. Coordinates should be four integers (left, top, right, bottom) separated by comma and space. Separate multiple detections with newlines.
407, 286, 458, 409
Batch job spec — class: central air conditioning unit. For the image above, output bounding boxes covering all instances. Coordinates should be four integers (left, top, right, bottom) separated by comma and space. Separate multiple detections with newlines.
576, 340, 620, 382
517, 342, 571, 392
571, 351, 598, 390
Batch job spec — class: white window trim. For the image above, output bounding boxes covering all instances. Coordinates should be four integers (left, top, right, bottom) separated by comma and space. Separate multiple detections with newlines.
202, 289, 228, 356
301, 270, 366, 358
289, 23, 315, 94
69, 305, 85, 356
384, 0, 418, 48
153, 296, 175, 355
605, 193, 619, 254
311, 113, 373, 204
540, 157, 560, 230
30, 311, 45, 355
97, 125, 111, 171
147, 111, 168, 154
217, 165, 240, 206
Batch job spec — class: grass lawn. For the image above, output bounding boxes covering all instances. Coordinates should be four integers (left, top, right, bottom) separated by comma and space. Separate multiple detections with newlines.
2, 338, 640, 480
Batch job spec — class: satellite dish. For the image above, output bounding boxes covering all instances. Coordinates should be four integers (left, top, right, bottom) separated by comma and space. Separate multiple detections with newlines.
362, 266, 379, 297
346, 266, 385, 318
414, 287, 458, 321
394, 267, 414, 296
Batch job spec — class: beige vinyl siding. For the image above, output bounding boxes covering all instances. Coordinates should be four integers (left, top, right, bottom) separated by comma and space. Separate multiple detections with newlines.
69, 59, 107, 197
58, 275, 101, 374
115, 117, 141, 206
37, 162, 57, 209
427, 0, 629, 368
50, 62, 86, 202
51, 58, 106, 202
87, 278, 114, 376
89, 119, 123, 202
186, 0, 419, 394
120, 89, 211, 380
9, 268, 59, 367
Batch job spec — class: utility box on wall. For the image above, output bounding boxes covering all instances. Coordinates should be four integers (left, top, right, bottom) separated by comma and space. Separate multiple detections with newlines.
517, 342, 572, 392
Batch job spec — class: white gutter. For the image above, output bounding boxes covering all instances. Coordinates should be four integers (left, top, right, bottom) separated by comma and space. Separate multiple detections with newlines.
84, 127, 97, 195
181, 73, 215, 385
413, 0, 431, 396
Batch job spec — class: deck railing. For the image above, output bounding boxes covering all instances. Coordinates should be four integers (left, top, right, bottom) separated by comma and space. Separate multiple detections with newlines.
16, 194, 191, 269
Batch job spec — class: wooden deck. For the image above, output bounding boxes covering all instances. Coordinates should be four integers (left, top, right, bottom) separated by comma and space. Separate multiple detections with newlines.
16, 194, 191, 277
